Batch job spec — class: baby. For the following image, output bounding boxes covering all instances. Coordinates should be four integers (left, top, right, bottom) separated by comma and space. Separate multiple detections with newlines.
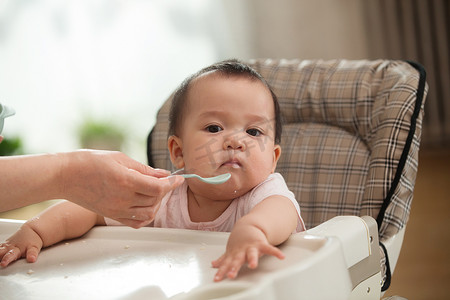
0, 60, 305, 281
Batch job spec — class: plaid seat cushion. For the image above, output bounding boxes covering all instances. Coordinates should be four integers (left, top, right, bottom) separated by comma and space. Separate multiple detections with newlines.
247, 59, 427, 242
279, 122, 370, 229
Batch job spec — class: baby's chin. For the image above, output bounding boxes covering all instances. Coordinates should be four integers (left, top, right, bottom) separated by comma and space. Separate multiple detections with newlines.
189, 178, 250, 200
215, 176, 251, 197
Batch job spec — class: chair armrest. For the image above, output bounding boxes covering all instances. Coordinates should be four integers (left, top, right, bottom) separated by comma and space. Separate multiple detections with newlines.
308, 216, 382, 298
307, 216, 377, 268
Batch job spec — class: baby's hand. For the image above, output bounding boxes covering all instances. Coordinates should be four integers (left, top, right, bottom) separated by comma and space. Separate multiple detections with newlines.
0, 224, 43, 268
211, 226, 285, 282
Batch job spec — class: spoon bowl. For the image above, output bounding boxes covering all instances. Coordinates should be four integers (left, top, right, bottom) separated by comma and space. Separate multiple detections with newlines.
172, 169, 231, 184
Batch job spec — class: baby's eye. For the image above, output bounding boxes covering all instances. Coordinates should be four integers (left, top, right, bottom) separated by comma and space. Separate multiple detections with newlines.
246, 128, 262, 137
206, 125, 223, 133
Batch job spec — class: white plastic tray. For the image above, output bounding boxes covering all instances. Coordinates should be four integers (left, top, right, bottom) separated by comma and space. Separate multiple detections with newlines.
0, 219, 353, 300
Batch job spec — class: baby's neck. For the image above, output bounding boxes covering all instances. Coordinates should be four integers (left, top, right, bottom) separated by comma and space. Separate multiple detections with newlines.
187, 188, 234, 222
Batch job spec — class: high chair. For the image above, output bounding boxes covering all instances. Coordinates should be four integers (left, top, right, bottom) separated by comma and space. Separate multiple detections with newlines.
0, 59, 427, 300
147, 59, 428, 298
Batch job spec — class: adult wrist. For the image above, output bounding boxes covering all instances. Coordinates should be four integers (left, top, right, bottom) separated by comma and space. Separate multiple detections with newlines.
54, 151, 76, 200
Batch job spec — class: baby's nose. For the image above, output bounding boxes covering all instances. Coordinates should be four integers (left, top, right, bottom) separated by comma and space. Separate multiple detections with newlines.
223, 134, 246, 150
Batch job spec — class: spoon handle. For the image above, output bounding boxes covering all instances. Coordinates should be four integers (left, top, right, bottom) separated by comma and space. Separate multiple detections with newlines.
172, 170, 207, 181
179, 174, 200, 179
171, 169, 230, 184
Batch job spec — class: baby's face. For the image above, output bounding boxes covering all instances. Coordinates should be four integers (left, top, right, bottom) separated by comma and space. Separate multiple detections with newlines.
170, 73, 281, 200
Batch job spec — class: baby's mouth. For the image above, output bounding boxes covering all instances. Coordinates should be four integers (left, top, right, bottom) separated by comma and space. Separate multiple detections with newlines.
221, 159, 242, 169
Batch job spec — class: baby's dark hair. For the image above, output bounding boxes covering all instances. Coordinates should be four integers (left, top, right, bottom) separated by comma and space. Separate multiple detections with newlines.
168, 59, 282, 144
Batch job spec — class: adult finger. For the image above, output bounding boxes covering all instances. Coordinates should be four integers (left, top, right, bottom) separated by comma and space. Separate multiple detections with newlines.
124, 201, 162, 221
131, 173, 184, 197
139, 166, 172, 178
124, 190, 165, 208
101, 200, 161, 226
118, 154, 171, 178
115, 218, 153, 229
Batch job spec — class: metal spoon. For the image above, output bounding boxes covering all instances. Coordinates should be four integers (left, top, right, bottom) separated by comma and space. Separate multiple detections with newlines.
172, 169, 231, 184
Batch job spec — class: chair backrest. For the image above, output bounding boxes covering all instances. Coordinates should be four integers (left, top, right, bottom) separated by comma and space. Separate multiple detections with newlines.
147, 59, 427, 290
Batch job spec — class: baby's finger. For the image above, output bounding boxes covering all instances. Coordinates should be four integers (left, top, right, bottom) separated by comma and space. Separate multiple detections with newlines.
246, 247, 260, 269
226, 264, 242, 280
211, 254, 225, 269
0, 244, 9, 256
26, 245, 42, 263
224, 253, 246, 280
214, 254, 240, 282
0, 247, 20, 268
213, 260, 230, 282
260, 244, 285, 260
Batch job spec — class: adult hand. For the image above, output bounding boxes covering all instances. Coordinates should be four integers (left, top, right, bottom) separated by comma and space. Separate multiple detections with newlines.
59, 150, 184, 228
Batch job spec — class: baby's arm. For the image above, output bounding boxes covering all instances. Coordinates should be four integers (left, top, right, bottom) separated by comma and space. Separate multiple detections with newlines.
211, 195, 298, 281
0, 200, 105, 267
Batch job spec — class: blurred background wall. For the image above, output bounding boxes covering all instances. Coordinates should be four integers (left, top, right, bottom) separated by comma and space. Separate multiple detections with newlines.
1, 0, 448, 159
233, 0, 449, 147
0, 0, 448, 298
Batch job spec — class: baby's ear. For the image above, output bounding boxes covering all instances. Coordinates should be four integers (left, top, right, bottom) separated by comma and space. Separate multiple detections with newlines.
271, 144, 281, 173
168, 135, 184, 169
